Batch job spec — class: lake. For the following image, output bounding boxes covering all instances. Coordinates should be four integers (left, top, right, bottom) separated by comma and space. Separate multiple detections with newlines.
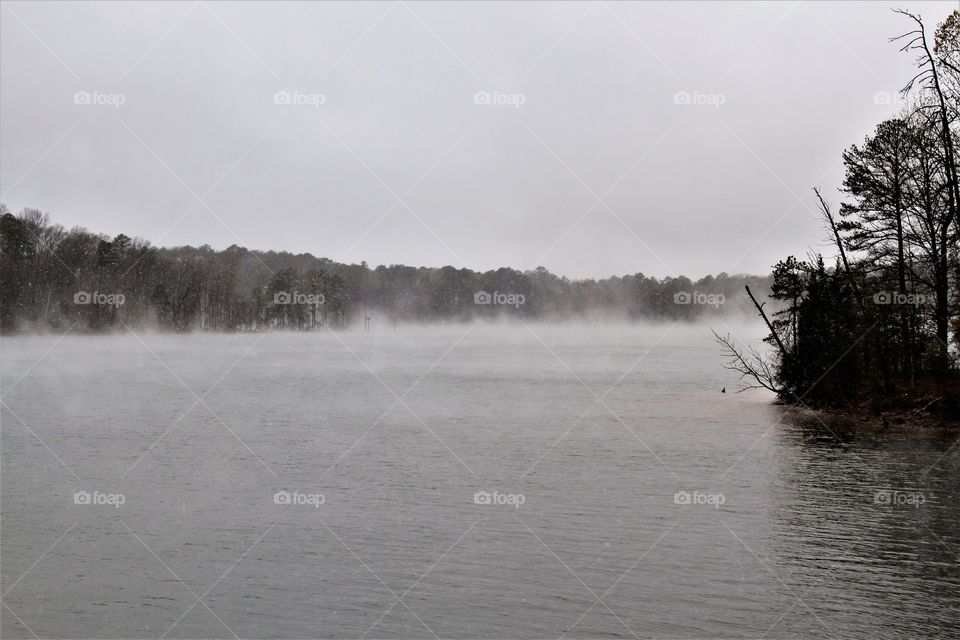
2, 322, 958, 639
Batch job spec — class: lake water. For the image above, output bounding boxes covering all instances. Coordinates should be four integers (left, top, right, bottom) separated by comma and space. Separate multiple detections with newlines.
2, 323, 959, 639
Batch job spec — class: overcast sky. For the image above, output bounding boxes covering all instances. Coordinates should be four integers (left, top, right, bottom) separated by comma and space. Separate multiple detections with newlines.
1, 1, 955, 279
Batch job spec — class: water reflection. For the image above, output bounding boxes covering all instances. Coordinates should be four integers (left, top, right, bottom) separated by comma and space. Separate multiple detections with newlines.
769, 407, 960, 638
2, 329, 958, 638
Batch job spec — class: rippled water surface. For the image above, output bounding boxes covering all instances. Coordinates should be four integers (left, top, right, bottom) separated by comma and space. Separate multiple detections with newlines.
2, 323, 959, 639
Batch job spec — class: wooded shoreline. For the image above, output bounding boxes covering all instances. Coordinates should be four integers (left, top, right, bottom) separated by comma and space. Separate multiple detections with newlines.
720, 9, 959, 426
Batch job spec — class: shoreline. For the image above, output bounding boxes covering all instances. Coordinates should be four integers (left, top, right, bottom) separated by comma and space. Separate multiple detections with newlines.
781, 402, 960, 434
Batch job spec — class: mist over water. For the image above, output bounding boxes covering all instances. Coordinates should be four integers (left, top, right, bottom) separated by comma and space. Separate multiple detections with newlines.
3, 0, 959, 636
2, 322, 958, 638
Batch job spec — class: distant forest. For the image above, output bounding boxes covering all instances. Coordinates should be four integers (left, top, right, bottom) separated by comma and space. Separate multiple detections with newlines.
0, 207, 770, 333
720, 10, 959, 416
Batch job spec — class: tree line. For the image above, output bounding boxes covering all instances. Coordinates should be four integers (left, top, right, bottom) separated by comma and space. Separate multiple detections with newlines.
0, 207, 770, 333
720, 10, 959, 416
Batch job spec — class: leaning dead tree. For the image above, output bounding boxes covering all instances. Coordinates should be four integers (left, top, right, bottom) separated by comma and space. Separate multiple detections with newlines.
713, 285, 790, 395
713, 330, 785, 394
814, 187, 864, 311
746, 284, 789, 362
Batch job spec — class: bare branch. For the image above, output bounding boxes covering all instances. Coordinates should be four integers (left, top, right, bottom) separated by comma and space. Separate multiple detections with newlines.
713, 330, 785, 394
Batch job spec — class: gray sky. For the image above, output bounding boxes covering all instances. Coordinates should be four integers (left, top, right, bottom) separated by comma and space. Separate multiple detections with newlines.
1, 0, 955, 279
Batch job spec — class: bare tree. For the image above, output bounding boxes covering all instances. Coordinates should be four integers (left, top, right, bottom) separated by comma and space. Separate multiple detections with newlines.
893, 10, 959, 373
713, 330, 784, 394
